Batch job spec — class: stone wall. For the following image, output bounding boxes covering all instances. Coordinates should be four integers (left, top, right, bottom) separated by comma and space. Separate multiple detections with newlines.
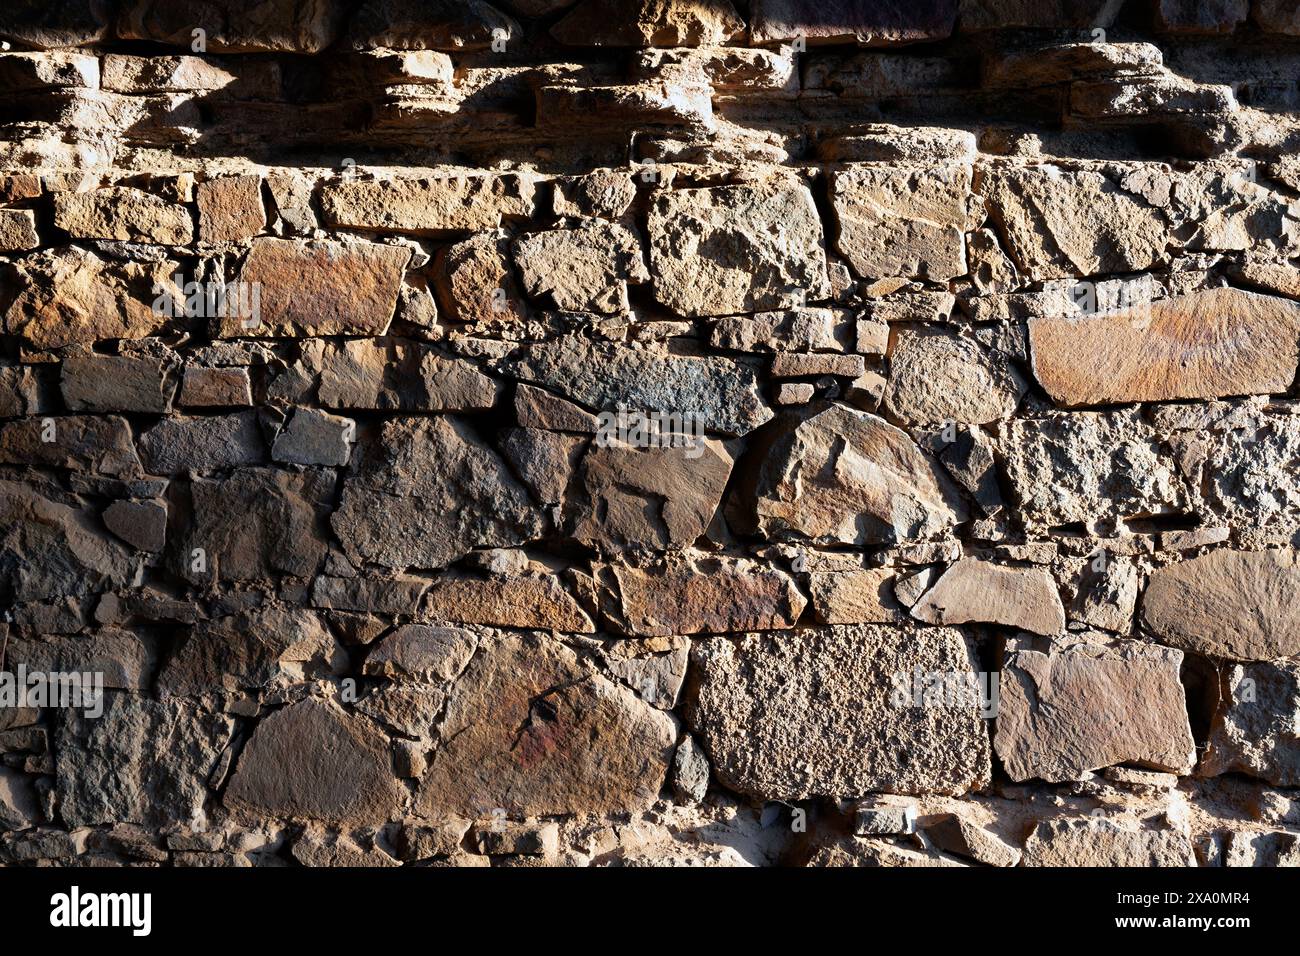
1, 0, 1300, 868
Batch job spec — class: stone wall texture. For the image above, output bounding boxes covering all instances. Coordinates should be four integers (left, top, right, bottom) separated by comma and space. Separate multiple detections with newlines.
2, 0, 1300, 868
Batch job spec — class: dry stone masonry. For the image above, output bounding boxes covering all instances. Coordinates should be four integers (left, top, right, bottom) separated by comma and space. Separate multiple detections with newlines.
1, 0, 1300, 868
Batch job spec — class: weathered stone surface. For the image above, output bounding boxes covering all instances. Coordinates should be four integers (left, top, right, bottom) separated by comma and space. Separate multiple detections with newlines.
61, 350, 176, 414
1153, 0, 1249, 34
350, 0, 520, 51
688, 624, 992, 798
1028, 288, 1300, 406
1074, 556, 1138, 633
551, 0, 743, 47
831, 165, 977, 281
1201, 660, 1300, 786
751, 405, 967, 545
0, 0, 111, 48
272, 407, 355, 466
422, 574, 595, 632
709, 308, 840, 353
751, 0, 957, 45
7, 628, 151, 690
514, 221, 648, 314
102, 499, 166, 551
505, 337, 772, 437
363, 625, 477, 683
0, 415, 142, 476
433, 232, 527, 324
179, 366, 252, 407
1021, 818, 1195, 866
0, 480, 135, 602
648, 181, 830, 317
926, 813, 1021, 867
196, 175, 266, 243
570, 438, 734, 552
884, 329, 1025, 424
221, 238, 410, 337
417, 631, 677, 817
1143, 549, 1300, 661
57, 691, 233, 828
159, 607, 344, 698
500, 427, 582, 506
995, 632, 1196, 782
606, 559, 806, 636
184, 467, 332, 582
138, 411, 263, 474
1254, 0, 1300, 34
959, 0, 1125, 31
980, 166, 1168, 279
54, 187, 193, 245
118, 0, 348, 53
514, 384, 598, 432
5, 247, 177, 350
0, 209, 40, 251
332, 417, 544, 570
912, 559, 1063, 634
1002, 410, 1185, 527
808, 568, 902, 624
226, 698, 405, 824
320, 176, 535, 235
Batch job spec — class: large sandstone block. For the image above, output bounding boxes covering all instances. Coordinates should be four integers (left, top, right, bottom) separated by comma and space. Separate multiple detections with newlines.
1142, 548, 1300, 661
54, 186, 193, 244
648, 180, 830, 316
551, 0, 743, 46
751, 404, 967, 545
883, 329, 1025, 424
332, 417, 544, 571
831, 164, 978, 281
980, 165, 1168, 279
319, 175, 535, 235
417, 632, 677, 817
221, 238, 410, 337
349, 0, 520, 51
995, 632, 1196, 782
225, 698, 405, 824
0, 414, 143, 477
0, 0, 111, 48
1021, 817, 1195, 866
57, 691, 234, 828
513, 220, 649, 314
1028, 287, 1300, 406
1002, 410, 1185, 527
687, 624, 992, 799
5, 247, 178, 350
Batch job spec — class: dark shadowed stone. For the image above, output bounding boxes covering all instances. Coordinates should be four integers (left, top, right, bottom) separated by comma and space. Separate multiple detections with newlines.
751, 0, 957, 46
56, 691, 234, 828
225, 698, 405, 824
687, 624, 992, 799
138, 411, 263, 474
117, 0, 349, 53
0, 415, 142, 477
551, 0, 743, 47
183, 467, 332, 583
158, 607, 345, 698
417, 631, 676, 817
350, 0, 520, 51
0, 0, 111, 49
1, 479, 136, 602
332, 417, 544, 571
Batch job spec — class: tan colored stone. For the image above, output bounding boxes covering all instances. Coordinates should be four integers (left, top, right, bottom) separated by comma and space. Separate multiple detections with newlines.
1142, 548, 1300, 660
687, 624, 991, 799
1021, 817, 1195, 866
551, 0, 743, 46
0, 209, 39, 251
606, 559, 806, 636
1029, 287, 1300, 406
751, 0, 957, 45
196, 175, 266, 243
5, 247, 177, 350
220, 238, 410, 337
225, 698, 405, 825
514, 384, 598, 432
417, 631, 676, 817
363, 625, 477, 683
648, 180, 830, 317
422, 575, 595, 632
319, 174, 535, 236
514, 220, 648, 314
570, 438, 735, 552
995, 632, 1196, 782
912, 558, 1065, 635
752, 404, 967, 546
54, 186, 193, 244
433, 232, 526, 324
884, 329, 1025, 424
808, 568, 903, 624
831, 164, 977, 281
1200, 660, 1300, 786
